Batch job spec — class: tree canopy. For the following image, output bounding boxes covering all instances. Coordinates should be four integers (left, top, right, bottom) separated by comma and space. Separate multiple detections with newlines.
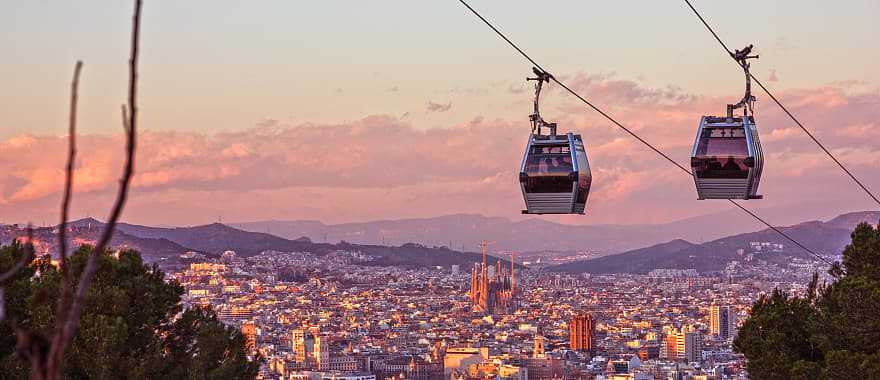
734, 222, 880, 379
0, 244, 260, 379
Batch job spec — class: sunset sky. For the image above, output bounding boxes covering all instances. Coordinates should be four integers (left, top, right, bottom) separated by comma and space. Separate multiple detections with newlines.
1, 0, 878, 227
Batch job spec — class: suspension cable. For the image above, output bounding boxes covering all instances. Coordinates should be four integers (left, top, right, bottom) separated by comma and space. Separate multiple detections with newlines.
683, 0, 880, 208
727, 199, 834, 267
455, 0, 836, 268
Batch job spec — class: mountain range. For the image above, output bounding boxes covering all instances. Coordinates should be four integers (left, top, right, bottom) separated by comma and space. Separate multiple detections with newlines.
0, 218, 514, 271
549, 211, 880, 274
231, 204, 854, 254
0, 219, 197, 268
113, 220, 515, 269
1, 211, 876, 275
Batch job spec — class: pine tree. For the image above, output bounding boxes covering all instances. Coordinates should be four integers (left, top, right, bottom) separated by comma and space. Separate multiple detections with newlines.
734, 222, 880, 379
0, 245, 261, 379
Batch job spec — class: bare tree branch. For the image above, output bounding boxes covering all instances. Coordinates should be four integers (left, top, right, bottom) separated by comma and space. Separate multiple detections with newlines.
59, 61, 82, 269
45, 1, 142, 378
52, 60, 83, 333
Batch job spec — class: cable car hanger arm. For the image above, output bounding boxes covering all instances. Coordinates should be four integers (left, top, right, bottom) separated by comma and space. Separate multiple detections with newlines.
527, 67, 557, 136
727, 45, 759, 118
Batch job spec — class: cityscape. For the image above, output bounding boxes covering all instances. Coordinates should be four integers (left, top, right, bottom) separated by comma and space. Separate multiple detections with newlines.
166, 233, 827, 380
2, 1, 879, 379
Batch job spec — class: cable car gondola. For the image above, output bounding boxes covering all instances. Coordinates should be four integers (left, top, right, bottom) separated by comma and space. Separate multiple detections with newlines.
691, 45, 764, 200
519, 68, 591, 214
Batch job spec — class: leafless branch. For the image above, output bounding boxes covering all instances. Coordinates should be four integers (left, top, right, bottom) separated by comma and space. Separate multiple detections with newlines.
52, 60, 83, 333
59, 61, 82, 269
44, 1, 142, 378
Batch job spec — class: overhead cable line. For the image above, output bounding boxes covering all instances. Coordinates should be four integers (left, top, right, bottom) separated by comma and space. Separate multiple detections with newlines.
727, 199, 834, 267
455, 0, 836, 268
683, 0, 880, 208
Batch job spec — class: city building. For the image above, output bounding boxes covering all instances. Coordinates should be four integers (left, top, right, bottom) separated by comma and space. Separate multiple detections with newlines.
665, 328, 703, 363
444, 347, 488, 379
470, 242, 517, 314
570, 312, 596, 354
314, 334, 330, 370
709, 305, 736, 340
533, 335, 546, 359
290, 371, 376, 380
241, 320, 257, 353
293, 328, 318, 366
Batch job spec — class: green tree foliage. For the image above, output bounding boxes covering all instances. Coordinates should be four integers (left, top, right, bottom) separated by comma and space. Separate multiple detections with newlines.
0, 244, 260, 379
734, 222, 880, 379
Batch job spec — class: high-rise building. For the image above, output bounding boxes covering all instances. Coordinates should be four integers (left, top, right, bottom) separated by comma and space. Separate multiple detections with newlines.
661, 334, 677, 360
680, 331, 702, 363
709, 305, 736, 340
569, 312, 596, 354
664, 328, 702, 363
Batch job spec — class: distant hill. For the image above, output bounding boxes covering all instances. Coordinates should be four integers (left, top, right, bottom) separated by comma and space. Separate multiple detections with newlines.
2, 218, 517, 270
0, 219, 199, 269
824, 211, 880, 229
549, 211, 880, 274
232, 214, 707, 254
115, 221, 316, 257
551, 239, 698, 274
112, 219, 516, 270
5, 210, 875, 274
231, 204, 856, 255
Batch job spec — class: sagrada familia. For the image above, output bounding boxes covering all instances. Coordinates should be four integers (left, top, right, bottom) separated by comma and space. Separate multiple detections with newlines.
469, 242, 517, 314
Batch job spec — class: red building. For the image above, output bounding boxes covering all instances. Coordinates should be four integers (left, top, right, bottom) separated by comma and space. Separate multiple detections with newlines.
569, 313, 595, 354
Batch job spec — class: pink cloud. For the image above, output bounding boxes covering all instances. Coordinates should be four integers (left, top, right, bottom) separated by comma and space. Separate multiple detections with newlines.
1, 75, 878, 226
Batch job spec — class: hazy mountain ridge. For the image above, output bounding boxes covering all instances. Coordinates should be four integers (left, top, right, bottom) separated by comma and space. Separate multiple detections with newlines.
550, 211, 880, 274
5, 218, 514, 270
231, 205, 860, 254
231, 213, 721, 254
4, 211, 875, 274
115, 220, 516, 269
0, 219, 200, 268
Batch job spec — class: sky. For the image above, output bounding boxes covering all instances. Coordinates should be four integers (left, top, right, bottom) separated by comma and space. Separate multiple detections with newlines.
1, 0, 878, 227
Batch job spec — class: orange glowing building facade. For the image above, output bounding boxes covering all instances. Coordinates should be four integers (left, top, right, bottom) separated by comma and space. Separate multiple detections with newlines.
569, 312, 595, 353
469, 242, 516, 314
242, 320, 257, 352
